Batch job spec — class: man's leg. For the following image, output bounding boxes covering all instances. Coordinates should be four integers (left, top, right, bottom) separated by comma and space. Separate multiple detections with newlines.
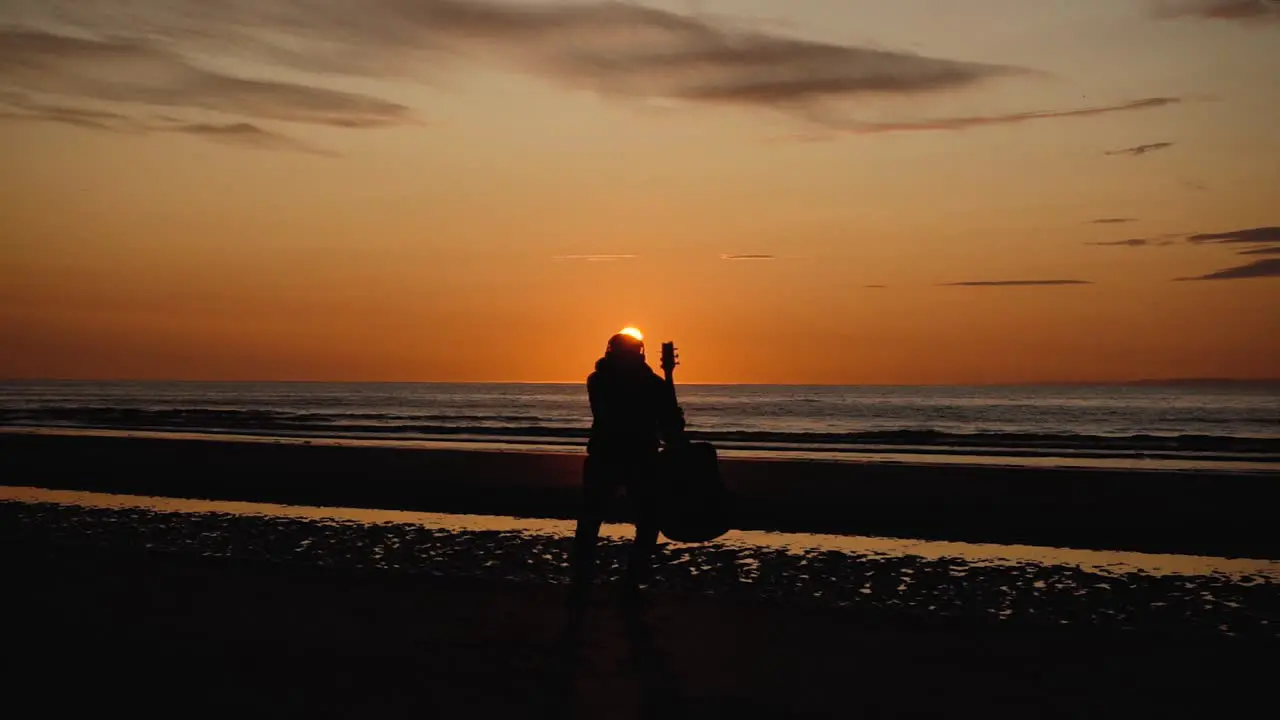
625, 461, 661, 592
570, 455, 611, 590
626, 521, 660, 591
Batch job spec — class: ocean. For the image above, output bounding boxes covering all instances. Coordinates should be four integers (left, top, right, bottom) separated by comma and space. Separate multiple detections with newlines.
1, 381, 1276, 471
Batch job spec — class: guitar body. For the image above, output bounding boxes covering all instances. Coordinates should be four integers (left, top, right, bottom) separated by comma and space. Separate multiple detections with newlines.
659, 440, 731, 543
657, 341, 732, 543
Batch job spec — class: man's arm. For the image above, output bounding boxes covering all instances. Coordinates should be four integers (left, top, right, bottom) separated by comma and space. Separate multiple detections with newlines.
654, 376, 687, 446
587, 372, 601, 418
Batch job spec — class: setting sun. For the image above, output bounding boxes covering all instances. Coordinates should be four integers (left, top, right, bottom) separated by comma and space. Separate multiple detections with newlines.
619, 327, 644, 342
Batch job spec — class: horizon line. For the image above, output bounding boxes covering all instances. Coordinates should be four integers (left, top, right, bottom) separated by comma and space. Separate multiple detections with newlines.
3, 377, 1278, 387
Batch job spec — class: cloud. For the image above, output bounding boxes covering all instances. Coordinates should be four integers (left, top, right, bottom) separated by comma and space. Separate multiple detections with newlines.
0, 100, 139, 131
822, 97, 1181, 134
941, 280, 1093, 287
0, 28, 415, 129
1, 3, 1021, 111
1187, 226, 1280, 244
1087, 237, 1176, 247
167, 122, 335, 155
864, 284, 888, 288
720, 254, 776, 260
764, 132, 838, 144
1086, 232, 1186, 248
552, 254, 637, 261
284, 2, 1030, 108
1237, 246, 1280, 255
0, 91, 332, 154
1105, 141, 1174, 157
1090, 218, 1137, 224
1155, 0, 1280, 22
0, 2, 1181, 137
1176, 258, 1280, 281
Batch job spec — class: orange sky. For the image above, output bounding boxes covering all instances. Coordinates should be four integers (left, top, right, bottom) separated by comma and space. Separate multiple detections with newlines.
2, 0, 1278, 384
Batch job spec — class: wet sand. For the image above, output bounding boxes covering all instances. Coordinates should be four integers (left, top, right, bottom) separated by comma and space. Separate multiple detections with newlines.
5, 488, 1277, 636
3, 431, 1278, 558
5, 494, 1277, 719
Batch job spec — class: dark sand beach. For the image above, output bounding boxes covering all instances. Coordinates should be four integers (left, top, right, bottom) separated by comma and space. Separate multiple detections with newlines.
4, 431, 1278, 718
5, 495, 1277, 720
4, 547, 1272, 719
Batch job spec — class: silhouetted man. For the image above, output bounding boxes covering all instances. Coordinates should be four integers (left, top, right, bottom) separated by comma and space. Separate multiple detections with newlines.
570, 330, 685, 602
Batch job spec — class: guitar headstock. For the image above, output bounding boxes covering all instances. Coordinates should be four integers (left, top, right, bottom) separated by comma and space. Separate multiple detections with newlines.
660, 341, 679, 379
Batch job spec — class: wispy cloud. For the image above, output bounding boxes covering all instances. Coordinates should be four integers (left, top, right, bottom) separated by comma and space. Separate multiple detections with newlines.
822, 97, 1181, 135
552, 254, 637, 262
1105, 141, 1174, 157
1237, 246, 1280, 255
1176, 258, 1280, 281
0, 91, 333, 154
1154, 0, 1280, 23
720, 254, 776, 261
1187, 226, 1280, 244
0, 2, 1183, 138
0, 96, 141, 131
1090, 218, 1137, 224
167, 122, 335, 155
763, 132, 838, 144
0, 27, 415, 129
1087, 237, 1177, 247
864, 284, 888, 289
0, 3, 1018, 117
940, 280, 1093, 287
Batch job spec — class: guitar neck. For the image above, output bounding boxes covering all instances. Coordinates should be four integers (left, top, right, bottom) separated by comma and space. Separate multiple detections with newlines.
660, 341, 679, 403
659, 342, 686, 437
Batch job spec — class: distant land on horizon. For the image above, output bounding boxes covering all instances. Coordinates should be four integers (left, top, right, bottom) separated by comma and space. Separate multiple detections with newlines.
1110, 378, 1280, 388
2, 377, 1279, 389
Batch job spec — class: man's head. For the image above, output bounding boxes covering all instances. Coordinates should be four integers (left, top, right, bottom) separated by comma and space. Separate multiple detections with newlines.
606, 331, 645, 362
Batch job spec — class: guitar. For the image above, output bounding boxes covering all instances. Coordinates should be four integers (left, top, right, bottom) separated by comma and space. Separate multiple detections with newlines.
659, 341, 686, 439
655, 340, 730, 543
660, 341, 679, 386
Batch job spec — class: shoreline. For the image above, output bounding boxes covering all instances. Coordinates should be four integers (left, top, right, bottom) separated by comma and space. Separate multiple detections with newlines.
3, 425, 1276, 472
10, 484, 1277, 579
3, 431, 1278, 559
